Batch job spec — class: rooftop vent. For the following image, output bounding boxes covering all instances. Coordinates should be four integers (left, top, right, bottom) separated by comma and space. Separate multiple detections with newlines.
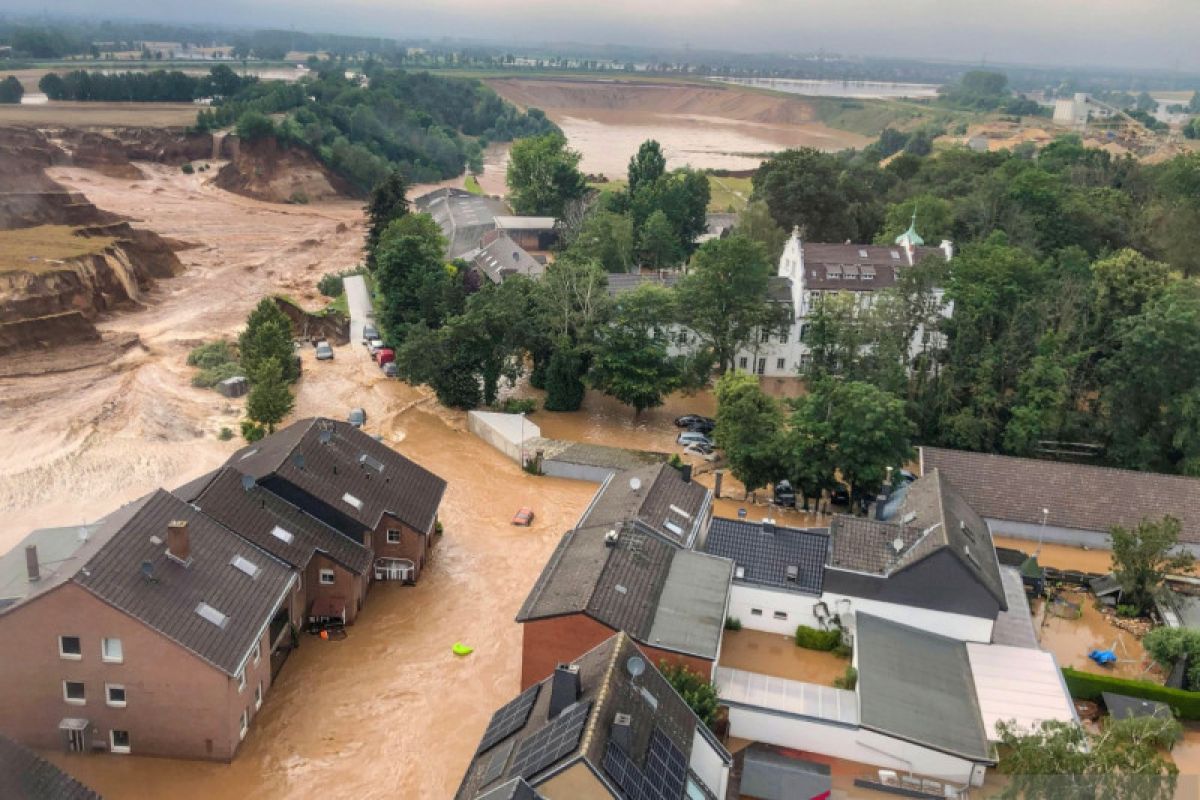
359, 453, 385, 473
611, 712, 633, 754
785, 565, 799, 583
892, 537, 906, 554
626, 656, 646, 679
734, 565, 746, 580
549, 663, 581, 720
25, 545, 39, 583
140, 560, 157, 582
605, 529, 620, 547
195, 601, 228, 629
292, 452, 306, 470
319, 430, 333, 445
270, 525, 295, 545
149, 535, 162, 546
901, 511, 917, 525
629, 477, 642, 493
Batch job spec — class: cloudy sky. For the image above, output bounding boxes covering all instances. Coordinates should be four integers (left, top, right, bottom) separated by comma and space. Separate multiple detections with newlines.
16, 1, 1200, 71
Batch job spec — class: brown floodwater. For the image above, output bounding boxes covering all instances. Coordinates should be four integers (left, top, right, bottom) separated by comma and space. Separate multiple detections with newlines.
1033, 590, 1154, 681
719, 628, 850, 687
992, 535, 1115, 574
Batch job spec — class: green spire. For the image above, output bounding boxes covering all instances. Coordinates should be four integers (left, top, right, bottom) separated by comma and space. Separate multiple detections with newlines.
895, 212, 924, 247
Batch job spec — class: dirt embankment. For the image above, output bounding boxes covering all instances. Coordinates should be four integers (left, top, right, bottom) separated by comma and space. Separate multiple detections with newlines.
214, 136, 355, 203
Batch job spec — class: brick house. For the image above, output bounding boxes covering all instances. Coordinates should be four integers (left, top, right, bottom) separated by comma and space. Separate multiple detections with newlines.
225, 418, 447, 584
0, 491, 297, 761
179, 466, 374, 626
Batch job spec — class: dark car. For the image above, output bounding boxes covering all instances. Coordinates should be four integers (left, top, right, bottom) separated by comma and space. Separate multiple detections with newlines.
362, 323, 380, 343
348, 408, 367, 428
382, 362, 399, 378
315, 341, 334, 361
830, 487, 850, 506
675, 414, 715, 429
687, 419, 716, 434
772, 480, 796, 508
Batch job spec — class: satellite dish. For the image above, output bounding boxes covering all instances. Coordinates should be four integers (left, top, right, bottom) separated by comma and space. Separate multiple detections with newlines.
892, 537, 905, 554
629, 477, 642, 492
626, 656, 645, 679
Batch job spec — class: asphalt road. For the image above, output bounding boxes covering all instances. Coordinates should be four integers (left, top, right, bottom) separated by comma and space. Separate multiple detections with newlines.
344, 274, 371, 347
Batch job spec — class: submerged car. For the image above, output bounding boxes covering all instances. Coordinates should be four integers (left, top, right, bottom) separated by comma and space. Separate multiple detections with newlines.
362, 323, 379, 343
367, 338, 384, 355
348, 407, 367, 428
677, 431, 714, 448
674, 414, 715, 429
511, 507, 535, 526
772, 480, 797, 507
382, 362, 399, 378
315, 341, 334, 360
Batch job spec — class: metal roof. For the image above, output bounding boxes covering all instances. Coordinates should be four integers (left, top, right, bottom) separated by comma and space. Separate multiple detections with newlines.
473, 234, 544, 284
494, 215, 557, 231
739, 744, 832, 800
855, 614, 992, 762
579, 464, 712, 548
990, 567, 1039, 649
0, 733, 102, 800
967, 642, 1077, 740
704, 517, 828, 595
414, 188, 511, 259
1102, 692, 1173, 721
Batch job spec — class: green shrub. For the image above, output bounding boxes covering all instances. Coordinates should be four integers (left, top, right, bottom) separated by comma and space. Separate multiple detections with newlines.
188, 339, 235, 369
668, 453, 684, 469
659, 661, 720, 728
236, 110, 276, 141
1062, 667, 1200, 720
833, 666, 858, 690
218, 427, 234, 441
317, 268, 364, 298
832, 642, 853, 659
795, 625, 842, 651
181, 163, 195, 174
725, 616, 742, 631
192, 362, 243, 388
1116, 604, 1142, 618
495, 397, 537, 415
241, 420, 266, 442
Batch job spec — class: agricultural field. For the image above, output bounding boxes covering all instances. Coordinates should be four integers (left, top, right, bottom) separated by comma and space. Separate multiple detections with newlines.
0, 225, 114, 273
0, 100, 200, 127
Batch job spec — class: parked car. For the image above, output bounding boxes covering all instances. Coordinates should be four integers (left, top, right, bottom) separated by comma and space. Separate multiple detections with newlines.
375, 348, 395, 367
367, 338, 384, 355
830, 487, 850, 506
675, 414, 715, 429
687, 419, 716, 434
772, 480, 796, 508
315, 341, 334, 360
362, 323, 379, 343
382, 362, 399, 378
677, 431, 714, 448
511, 507, 535, 526
348, 408, 367, 428
684, 443, 717, 461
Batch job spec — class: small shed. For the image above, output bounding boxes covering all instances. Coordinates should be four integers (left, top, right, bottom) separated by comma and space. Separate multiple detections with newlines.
739, 744, 833, 800
1102, 692, 1172, 721
218, 376, 249, 398
1019, 555, 1045, 596
1089, 573, 1123, 607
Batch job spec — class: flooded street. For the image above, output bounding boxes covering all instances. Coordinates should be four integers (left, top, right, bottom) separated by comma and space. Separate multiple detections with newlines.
720, 628, 850, 686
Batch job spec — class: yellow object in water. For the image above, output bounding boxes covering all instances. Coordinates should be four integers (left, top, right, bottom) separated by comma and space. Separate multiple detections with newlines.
452, 642, 473, 656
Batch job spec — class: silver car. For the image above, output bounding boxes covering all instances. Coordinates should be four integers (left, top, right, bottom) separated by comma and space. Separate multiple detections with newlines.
315, 341, 334, 360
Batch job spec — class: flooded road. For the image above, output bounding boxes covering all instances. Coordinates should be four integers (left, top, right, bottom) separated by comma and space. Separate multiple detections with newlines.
1033, 590, 1153, 680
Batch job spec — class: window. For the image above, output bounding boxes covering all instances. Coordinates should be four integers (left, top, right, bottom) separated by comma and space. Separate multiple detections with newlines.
760, 330, 769, 343
342, 492, 364, 511
110, 729, 130, 754
738, 357, 748, 369
319, 569, 336, 585
236, 668, 246, 693
750, 608, 763, 616
776, 358, 785, 370
252, 641, 261, 665
63, 681, 86, 705
254, 681, 263, 710
756, 358, 766, 375
773, 611, 788, 621
239, 709, 249, 740
101, 637, 123, 663
106, 684, 126, 708
59, 635, 82, 660
270, 525, 295, 545
195, 602, 229, 629
386, 530, 402, 545
230, 554, 260, 578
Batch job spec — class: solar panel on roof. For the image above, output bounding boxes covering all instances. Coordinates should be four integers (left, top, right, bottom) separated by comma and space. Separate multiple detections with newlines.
477, 684, 541, 755
602, 728, 689, 800
510, 700, 591, 779
479, 736, 517, 785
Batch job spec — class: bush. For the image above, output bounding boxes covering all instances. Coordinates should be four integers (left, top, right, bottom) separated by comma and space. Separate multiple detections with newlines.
1062, 667, 1200, 720
668, 453, 684, 469
188, 339, 235, 368
1116, 604, 1142, 618
832, 642, 852, 659
241, 420, 266, 442
181, 163, 195, 174
724, 616, 742, 631
317, 268, 364, 298
218, 427, 234, 441
833, 666, 858, 690
236, 110, 276, 141
795, 625, 842, 651
659, 661, 720, 728
191, 362, 243, 388
494, 397, 537, 415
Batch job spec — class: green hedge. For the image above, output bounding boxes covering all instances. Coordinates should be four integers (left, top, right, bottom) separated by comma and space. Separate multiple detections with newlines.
795, 625, 842, 651
1062, 667, 1200, 720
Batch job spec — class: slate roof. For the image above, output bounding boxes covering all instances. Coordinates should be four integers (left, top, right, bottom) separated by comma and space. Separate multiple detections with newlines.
516, 522, 732, 659
738, 744, 831, 800
73, 490, 296, 677
0, 733, 102, 800
606, 272, 680, 296
185, 467, 373, 575
579, 465, 712, 548
1103, 692, 1173, 721
829, 470, 1007, 609
990, 567, 1039, 649
920, 446, 1200, 545
227, 418, 446, 535
703, 517, 828, 595
456, 632, 729, 800
473, 234, 544, 284
473, 778, 543, 800
855, 614, 992, 762
801, 242, 945, 291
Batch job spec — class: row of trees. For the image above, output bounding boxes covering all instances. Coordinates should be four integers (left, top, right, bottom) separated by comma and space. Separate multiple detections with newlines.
38, 65, 253, 102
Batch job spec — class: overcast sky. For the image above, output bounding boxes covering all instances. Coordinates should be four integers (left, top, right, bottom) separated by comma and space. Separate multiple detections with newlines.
16, 1, 1200, 71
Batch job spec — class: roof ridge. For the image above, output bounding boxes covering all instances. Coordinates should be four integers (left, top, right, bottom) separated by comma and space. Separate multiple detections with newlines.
579, 631, 626, 754
517, 529, 576, 621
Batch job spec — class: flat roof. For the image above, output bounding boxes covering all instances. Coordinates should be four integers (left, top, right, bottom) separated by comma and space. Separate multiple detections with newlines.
716, 666, 858, 726
990, 567, 1039, 649
647, 549, 731, 658
966, 642, 1077, 740
740, 744, 832, 800
494, 216, 556, 230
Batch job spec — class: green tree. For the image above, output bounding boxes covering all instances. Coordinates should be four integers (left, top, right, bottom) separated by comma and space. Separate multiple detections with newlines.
590, 284, 685, 415
1109, 516, 1195, 616
637, 209, 681, 268
875, 195, 954, 245
568, 210, 634, 273
1142, 627, 1200, 690
245, 357, 295, 434
394, 322, 484, 409
506, 132, 586, 217
1002, 338, 1070, 456
737, 199, 789, 266
677, 235, 784, 373
364, 171, 409, 268
658, 662, 720, 729
236, 110, 276, 141
754, 148, 862, 241
543, 346, 588, 411
238, 298, 298, 383
0, 76, 24, 104
714, 371, 785, 499
627, 168, 711, 253
373, 214, 454, 341
627, 139, 666, 195
996, 716, 1181, 800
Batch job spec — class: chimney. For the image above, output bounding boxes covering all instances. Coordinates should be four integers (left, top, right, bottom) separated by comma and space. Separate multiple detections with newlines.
940, 239, 954, 261
762, 518, 775, 534
549, 663, 581, 719
679, 464, 692, 483
611, 712, 633, 753
167, 520, 191, 565
25, 545, 39, 582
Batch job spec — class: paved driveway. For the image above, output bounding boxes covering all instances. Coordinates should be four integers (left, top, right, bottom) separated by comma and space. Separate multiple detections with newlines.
344, 274, 371, 347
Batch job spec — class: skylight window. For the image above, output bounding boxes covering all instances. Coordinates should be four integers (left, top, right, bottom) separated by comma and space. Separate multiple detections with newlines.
238, 448, 259, 460
858, 249, 868, 258
195, 602, 229, 629
667, 504, 692, 521
342, 492, 364, 511
230, 555, 260, 578
663, 520, 684, 537
359, 454, 385, 473
890, 250, 901, 260
270, 525, 295, 545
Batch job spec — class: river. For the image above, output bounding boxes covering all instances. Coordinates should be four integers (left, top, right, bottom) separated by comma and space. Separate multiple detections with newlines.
713, 77, 940, 100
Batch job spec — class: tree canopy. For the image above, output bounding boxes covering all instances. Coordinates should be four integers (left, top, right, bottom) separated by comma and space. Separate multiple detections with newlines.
1109, 516, 1195, 615
506, 132, 587, 217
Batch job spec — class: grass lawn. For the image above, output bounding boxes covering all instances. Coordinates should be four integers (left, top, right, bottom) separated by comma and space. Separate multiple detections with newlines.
707, 175, 752, 212
464, 175, 484, 195
0, 225, 115, 273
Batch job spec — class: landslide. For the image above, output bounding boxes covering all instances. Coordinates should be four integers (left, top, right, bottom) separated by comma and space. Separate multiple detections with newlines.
213, 136, 356, 203
486, 77, 821, 126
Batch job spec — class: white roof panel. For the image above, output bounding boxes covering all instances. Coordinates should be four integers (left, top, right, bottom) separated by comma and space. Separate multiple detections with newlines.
966, 642, 1078, 739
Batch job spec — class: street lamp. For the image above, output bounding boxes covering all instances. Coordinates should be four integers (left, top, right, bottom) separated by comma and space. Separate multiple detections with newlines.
1037, 507, 1049, 555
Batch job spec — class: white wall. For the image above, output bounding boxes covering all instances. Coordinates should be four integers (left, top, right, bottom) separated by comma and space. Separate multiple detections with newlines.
728, 583, 994, 643
724, 705, 984, 787
689, 728, 729, 800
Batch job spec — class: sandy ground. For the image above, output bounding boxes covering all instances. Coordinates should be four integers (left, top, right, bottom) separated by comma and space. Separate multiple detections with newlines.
0, 101, 201, 127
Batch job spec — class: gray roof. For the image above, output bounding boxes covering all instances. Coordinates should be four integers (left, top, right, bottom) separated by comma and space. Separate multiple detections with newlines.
831, 471, 1007, 609
228, 418, 446, 535
415, 188, 510, 259
579, 464, 712, 548
703, 517, 828, 595
456, 632, 729, 799
738, 744, 831, 800
74, 490, 296, 677
990, 567, 1039, 649
516, 522, 732, 660
606, 272, 679, 296
473, 234, 544, 284
494, 215, 556, 231
185, 467, 373, 575
1102, 692, 1173, 721
921, 446, 1200, 545
855, 614, 992, 762
473, 778, 543, 800
801, 242, 945, 291
0, 733, 102, 800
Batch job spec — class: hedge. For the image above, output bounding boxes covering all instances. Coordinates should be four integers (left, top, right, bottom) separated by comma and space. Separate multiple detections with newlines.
1062, 667, 1200, 720
795, 625, 842, 651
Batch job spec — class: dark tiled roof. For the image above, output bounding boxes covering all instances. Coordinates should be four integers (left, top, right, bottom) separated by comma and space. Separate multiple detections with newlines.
828, 515, 924, 575
704, 517, 827, 595
228, 418, 447, 535
606, 272, 679, 296
456, 632, 729, 800
74, 490, 295, 677
801, 243, 944, 291
855, 614, 991, 762
473, 234, 544, 284
580, 465, 711, 547
473, 778, 543, 800
187, 467, 373, 575
0, 734, 102, 800
921, 446, 1200, 545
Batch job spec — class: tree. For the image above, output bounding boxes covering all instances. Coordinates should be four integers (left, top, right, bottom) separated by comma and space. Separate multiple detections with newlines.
637, 209, 681, 268
506, 132, 586, 217
543, 346, 588, 411
677, 235, 785, 373
1109, 516, 1194, 615
754, 148, 860, 241
394, 322, 484, 410
364, 171, 409, 268
714, 371, 785, 499
590, 284, 686, 415
0, 76, 24, 104
568, 210, 634, 273
627, 139, 666, 194
245, 357, 294, 434
996, 716, 1181, 800
373, 214, 454, 342
737, 199, 789, 266
627, 168, 710, 253
1142, 627, 1200, 690
238, 299, 298, 383
236, 110, 276, 141
658, 662, 719, 729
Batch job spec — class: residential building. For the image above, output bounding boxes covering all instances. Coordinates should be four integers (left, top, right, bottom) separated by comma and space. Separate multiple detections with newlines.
470, 231, 545, 285
577, 463, 713, 549
919, 446, 1200, 554
494, 215, 558, 251
456, 632, 731, 800
226, 418, 447, 583
179, 466, 374, 626
0, 733, 102, 799
0, 490, 297, 760
415, 188, 510, 259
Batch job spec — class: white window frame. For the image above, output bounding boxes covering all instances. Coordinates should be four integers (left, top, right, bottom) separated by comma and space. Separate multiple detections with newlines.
386, 529, 402, 545
109, 729, 131, 754
59, 635, 82, 660
252, 641, 261, 666
63, 680, 86, 705
106, 683, 127, 708
101, 637, 123, 664
236, 668, 246, 693
319, 568, 336, 585
239, 708, 249, 740
254, 681, 263, 711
